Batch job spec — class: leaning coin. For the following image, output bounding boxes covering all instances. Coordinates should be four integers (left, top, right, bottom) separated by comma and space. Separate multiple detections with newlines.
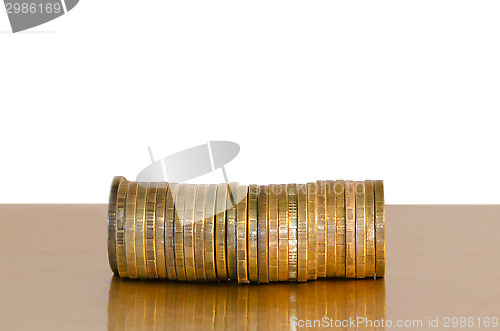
345, 180, 356, 278
297, 183, 308, 282
195, 184, 208, 281
268, 184, 279, 282
364, 180, 376, 278
374, 180, 385, 278
248, 184, 259, 283
307, 182, 318, 280
325, 180, 336, 278
184, 184, 198, 281
165, 183, 179, 280
125, 181, 139, 279
116, 179, 129, 278
145, 182, 158, 278
174, 184, 188, 281
355, 181, 366, 279
155, 182, 168, 279
135, 182, 149, 279
215, 183, 228, 281
107, 176, 124, 275
278, 184, 289, 281
204, 184, 218, 281
236, 185, 249, 283
226, 182, 239, 281
316, 180, 327, 278
335, 180, 346, 278
258, 185, 269, 283
287, 184, 298, 281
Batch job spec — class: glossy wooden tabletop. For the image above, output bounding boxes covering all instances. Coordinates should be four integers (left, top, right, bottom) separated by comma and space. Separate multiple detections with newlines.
0, 205, 498, 330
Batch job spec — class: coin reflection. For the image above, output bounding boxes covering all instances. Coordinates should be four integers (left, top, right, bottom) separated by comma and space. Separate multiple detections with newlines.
108, 277, 385, 330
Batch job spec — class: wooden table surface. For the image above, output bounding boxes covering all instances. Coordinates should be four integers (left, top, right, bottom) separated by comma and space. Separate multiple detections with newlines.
0, 205, 499, 330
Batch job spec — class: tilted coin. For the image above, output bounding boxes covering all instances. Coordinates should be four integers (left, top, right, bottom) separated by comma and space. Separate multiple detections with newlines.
174, 183, 187, 281
374, 180, 385, 278
146, 182, 158, 278
355, 181, 366, 279
307, 182, 318, 280
194, 184, 208, 281
135, 182, 149, 279
268, 184, 279, 282
258, 185, 269, 283
287, 184, 298, 281
335, 180, 346, 278
345, 180, 356, 278
204, 184, 218, 281
236, 185, 249, 283
116, 179, 129, 278
125, 181, 139, 279
248, 184, 259, 283
215, 183, 228, 281
226, 182, 239, 281
155, 182, 168, 279
316, 180, 327, 278
364, 180, 376, 278
107, 176, 123, 275
165, 183, 179, 280
325, 180, 336, 278
297, 183, 308, 282
184, 184, 198, 281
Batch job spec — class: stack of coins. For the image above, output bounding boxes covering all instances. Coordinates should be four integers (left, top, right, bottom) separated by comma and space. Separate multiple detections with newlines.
108, 177, 385, 283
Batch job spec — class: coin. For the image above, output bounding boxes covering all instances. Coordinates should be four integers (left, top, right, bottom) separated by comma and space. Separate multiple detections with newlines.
116, 179, 129, 278
345, 180, 356, 278
316, 180, 327, 278
258, 185, 269, 283
364, 180, 376, 278
335, 180, 346, 278
307, 182, 318, 280
297, 183, 308, 282
215, 183, 228, 281
325, 180, 336, 278
287, 184, 298, 281
135, 182, 149, 279
146, 182, 158, 278
155, 182, 167, 279
194, 184, 208, 281
174, 183, 187, 281
374, 180, 385, 278
268, 184, 279, 282
165, 183, 179, 280
184, 184, 198, 281
248, 184, 259, 283
204, 184, 218, 281
226, 182, 239, 281
278, 184, 289, 281
125, 181, 139, 279
236, 185, 249, 283
355, 181, 366, 278
107, 176, 123, 275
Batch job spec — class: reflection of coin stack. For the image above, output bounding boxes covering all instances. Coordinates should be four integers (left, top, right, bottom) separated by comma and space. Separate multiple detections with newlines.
107, 276, 386, 330
108, 177, 385, 283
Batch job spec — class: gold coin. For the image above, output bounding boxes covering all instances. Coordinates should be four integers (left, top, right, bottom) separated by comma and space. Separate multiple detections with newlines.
325, 180, 336, 278
287, 184, 298, 281
307, 182, 318, 280
335, 180, 346, 278
116, 178, 129, 278
236, 185, 249, 283
226, 182, 239, 281
316, 180, 327, 278
268, 184, 279, 282
355, 181, 366, 278
155, 182, 167, 279
194, 184, 208, 281
364, 180, 376, 278
345, 180, 356, 278
278, 184, 289, 281
215, 183, 228, 281
184, 184, 198, 281
135, 182, 148, 279
258, 185, 269, 283
165, 183, 179, 280
145, 182, 158, 278
374, 180, 385, 278
297, 184, 308, 282
125, 181, 139, 279
248, 184, 259, 283
174, 183, 187, 281
107, 176, 123, 275
204, 184, 218, 281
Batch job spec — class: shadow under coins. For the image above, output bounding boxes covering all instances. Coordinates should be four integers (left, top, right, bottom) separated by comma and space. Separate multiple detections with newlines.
107, 276, 386, 330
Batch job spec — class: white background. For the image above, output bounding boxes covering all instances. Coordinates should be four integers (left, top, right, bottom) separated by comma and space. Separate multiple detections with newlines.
1, 1, 499, 204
